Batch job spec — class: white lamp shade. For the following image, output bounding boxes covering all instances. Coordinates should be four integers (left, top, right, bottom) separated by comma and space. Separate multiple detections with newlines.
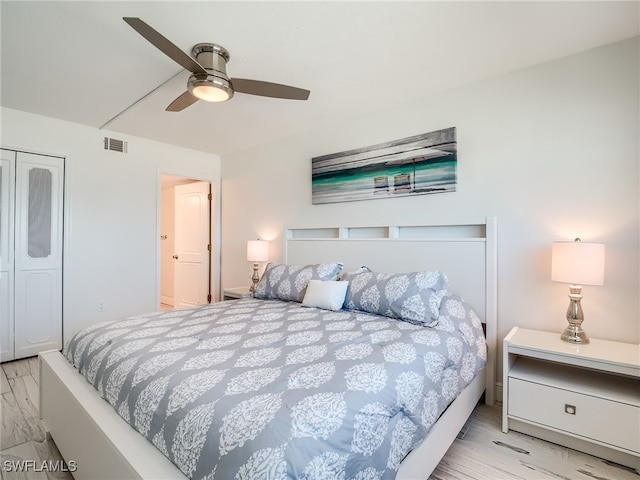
551, 241, 605, 286
247, 240, 269, 262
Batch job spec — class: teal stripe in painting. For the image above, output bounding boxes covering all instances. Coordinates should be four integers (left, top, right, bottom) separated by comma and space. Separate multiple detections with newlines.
312, 157, 456, 204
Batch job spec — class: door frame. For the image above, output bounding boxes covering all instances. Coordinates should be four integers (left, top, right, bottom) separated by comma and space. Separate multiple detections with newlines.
156, 168, 220, 307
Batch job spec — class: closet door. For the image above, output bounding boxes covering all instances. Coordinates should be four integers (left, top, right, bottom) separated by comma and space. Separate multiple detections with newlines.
0, 149, 16, 361
14, 152, 64, 359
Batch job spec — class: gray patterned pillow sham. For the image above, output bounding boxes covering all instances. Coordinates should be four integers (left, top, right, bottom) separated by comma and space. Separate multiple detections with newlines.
342, 266, 449, 326
254, 262, 344, 302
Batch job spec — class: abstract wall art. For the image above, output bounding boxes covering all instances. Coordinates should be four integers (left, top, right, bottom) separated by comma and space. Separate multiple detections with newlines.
312, 127, 457, 204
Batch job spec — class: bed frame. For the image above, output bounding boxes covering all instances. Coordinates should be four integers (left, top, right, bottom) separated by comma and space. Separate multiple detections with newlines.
40, 218, 497, 479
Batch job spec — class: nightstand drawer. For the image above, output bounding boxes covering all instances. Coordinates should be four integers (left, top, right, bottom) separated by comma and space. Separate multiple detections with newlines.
508, 377, 640, 453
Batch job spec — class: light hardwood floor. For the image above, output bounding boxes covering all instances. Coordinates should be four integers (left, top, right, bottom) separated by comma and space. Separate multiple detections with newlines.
1, 357, 637, 480
1, 357, 72, 480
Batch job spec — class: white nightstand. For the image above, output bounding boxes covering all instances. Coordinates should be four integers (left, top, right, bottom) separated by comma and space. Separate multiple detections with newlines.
503, 327, 640, 471
222, 286, 252, 300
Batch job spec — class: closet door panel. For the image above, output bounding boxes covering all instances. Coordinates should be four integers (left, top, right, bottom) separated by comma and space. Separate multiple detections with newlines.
14, 269, 60, 358
0, 149, 16, 361
15, 156, 63, 268
14, 152, 63, 358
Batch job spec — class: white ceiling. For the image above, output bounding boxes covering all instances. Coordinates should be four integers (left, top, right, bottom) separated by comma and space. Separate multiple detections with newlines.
1, 1, 638, 156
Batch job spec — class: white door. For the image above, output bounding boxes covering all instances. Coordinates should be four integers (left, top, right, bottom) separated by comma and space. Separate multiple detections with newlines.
174, 181, 210, 307
0, 149, 16, 361
14, 152, 64, 359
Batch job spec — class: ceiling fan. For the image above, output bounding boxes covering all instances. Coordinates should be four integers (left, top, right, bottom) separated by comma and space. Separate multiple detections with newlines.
123, 17, 310, 112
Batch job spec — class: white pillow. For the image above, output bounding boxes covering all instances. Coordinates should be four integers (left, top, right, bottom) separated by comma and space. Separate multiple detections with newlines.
302, 280, 349, 311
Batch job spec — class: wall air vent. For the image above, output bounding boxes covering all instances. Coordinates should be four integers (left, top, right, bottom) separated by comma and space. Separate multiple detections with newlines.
103, 137, 128, 153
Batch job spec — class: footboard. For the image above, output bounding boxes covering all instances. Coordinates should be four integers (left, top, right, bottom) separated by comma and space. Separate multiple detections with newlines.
38, 350, 185, 480
39, 348, 484, 480
396, 367, 485, 479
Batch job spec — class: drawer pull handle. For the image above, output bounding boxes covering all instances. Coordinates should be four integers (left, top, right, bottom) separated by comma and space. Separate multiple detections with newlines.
564, 404, 576, 415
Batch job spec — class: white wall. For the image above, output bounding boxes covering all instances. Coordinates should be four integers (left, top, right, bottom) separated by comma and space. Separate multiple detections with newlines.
221, 38, 639, 367
1, 107, 221, 342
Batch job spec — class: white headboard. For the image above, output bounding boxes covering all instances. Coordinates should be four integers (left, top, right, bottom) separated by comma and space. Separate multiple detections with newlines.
284, 218, 497, 404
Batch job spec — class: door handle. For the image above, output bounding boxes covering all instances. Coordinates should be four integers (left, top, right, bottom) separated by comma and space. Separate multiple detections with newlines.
173, 255, 179, 260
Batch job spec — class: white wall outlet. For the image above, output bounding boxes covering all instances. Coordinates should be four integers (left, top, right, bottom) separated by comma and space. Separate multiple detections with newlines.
98, 302, 104, 312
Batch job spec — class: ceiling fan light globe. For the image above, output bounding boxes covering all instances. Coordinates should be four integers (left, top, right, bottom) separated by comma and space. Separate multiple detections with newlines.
188, 74, 234, 103
192, 85, 231, 102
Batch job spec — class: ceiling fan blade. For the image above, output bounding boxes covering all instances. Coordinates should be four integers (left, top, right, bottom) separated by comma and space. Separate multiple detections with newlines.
166, 91, 199, 112
231, 78, 310, 100
123, 17, 207, 75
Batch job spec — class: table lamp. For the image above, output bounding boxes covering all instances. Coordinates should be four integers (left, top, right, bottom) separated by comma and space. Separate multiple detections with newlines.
247, 239, 269, 293
551, 238, 605, 344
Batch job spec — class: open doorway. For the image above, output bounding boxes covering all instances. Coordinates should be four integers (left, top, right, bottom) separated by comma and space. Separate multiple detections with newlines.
160, 174, 217, 310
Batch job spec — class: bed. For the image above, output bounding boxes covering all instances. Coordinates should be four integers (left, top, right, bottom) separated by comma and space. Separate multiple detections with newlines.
39, 219, 497, 480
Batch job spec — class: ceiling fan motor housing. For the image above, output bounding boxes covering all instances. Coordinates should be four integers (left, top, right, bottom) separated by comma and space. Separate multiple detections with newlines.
188, 43, 234, 101
193, 43, 230, 73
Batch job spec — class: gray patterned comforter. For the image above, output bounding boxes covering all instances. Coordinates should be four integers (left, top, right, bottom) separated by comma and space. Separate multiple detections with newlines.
64, 294, 486, 480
